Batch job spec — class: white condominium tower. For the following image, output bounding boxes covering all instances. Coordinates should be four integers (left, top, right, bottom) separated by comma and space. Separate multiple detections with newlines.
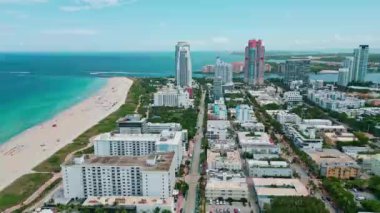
175, 42, 192, 88
352, 45, 369, 82
215, 57, 233, 86
93, 130, 185, 171
62, 152, 176, 199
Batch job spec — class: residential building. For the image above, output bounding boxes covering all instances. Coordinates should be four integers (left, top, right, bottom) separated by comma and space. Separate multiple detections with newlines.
252, 178, 309, 209
175, 42, 192, 88
235, 104, 254, 123
351, 45, 369, 82
93, 130, 185, 170
61, 152, 176, 199
117, 114, 183, 134
307, 89, 365, 112
231, 62, 244, 73
370, 154, 380, 175
208, 98, 227, 120
247, 160, 292, 178
284, 59, 310, 85
206, 178, 248, 200
284, 125, 323, 150
153, 86, 193, 108
207, 151, 242, 171
323, 132, 357, 145
337, 68, 350, 87
244, 39, 265, 86
82, 196, 174, 213
206, 120, 231, 141
213, 77, 223, 100
306, 149, 360, 179
237, 132, 280, 159
117, 114, 147, 134
309, 80, 324, 90
342, 146, 372, 159
283, 91, 303, 104
215, 57, 233, 86
275, 110, 301, 125
343, 57, 354, 82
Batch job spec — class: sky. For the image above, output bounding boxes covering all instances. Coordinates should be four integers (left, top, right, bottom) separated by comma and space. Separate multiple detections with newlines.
0, 0, 379, 52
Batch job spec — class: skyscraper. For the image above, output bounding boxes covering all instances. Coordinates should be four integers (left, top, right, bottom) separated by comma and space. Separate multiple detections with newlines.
215, 57, 233, 86
337, 68, 350, 87
343, 57, 354, 82
175, 42, 192, 88
213, 77, 223, 100
351, 45, 369, 82
283, 59, 310, 85
244, 39, 265, 86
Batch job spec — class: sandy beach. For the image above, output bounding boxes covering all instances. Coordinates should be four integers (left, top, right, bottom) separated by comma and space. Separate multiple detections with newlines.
0, 77, 133, 190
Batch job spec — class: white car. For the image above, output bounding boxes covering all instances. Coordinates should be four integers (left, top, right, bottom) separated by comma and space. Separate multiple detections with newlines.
356, 196, 366, 201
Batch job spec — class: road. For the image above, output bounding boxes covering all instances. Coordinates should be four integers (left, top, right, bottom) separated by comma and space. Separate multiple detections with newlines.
185, 91, 206, 213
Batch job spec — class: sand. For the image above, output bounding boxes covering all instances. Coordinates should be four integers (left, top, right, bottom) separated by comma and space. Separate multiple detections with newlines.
0, 77, 133, 190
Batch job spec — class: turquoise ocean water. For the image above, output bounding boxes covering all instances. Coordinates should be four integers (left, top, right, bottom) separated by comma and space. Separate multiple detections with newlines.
0, 52, 379, 144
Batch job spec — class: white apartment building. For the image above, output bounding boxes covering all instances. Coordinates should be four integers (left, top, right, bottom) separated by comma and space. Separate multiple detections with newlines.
207, 150, 242, 171
302, 119, 332, 126
93, 130, 184, 170
342, 146, 372, 159
206, 178, 248, 200
235, 105, 254, 123
61, 152, 176, 199
283, 91, 303, 104
275, 110, 301, 125
284, 124, 323, 150
117, 114, 183, 134
237, 132, 280, 159
247, 160, 292, 178
215, 57, 234, 86
175, 42, 192, 88
153, 86, 192, 108
207, 120, 231, 141
307, 89, 365, 111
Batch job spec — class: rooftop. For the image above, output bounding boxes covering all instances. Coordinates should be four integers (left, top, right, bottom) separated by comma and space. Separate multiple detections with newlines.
252, 178, 309, 197
237, 132, 273, 146
83, 196, 174, 207
63, 152, 175, 171
207, 150, 241, 164
306, 149, 358, 165
206, 178, 248, 191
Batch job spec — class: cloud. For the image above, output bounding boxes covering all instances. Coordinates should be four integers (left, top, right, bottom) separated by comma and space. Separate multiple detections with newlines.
41, 29, 98, 36
211, 36, 230, 44
0, 0, 47, 4
60, 0, 138, 12
3, 10, 29, 19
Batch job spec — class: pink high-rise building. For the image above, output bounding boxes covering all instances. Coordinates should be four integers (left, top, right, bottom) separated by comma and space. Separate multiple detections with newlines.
244, 39, 265, 85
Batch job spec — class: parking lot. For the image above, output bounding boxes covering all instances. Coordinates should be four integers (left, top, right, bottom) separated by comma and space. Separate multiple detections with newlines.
206, 201, 254, 213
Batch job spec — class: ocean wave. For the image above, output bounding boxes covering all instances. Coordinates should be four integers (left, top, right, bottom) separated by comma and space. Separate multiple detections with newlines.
9, 71, 32, 74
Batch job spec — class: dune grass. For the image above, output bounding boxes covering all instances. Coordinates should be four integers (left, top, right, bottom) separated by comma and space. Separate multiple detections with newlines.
0, 173, 53, 212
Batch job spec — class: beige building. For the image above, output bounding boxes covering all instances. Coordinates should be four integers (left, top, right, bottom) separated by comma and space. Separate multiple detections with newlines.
206, 178, 248, 200
306, 149, 360, 179
324, 132, 357, 145
207, 150, 242, 171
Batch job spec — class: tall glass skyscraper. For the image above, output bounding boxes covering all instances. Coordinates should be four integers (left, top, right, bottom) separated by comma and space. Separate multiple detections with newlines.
175, 42, 192, 88
351, 45, 369, 82
244, 39, 265, 86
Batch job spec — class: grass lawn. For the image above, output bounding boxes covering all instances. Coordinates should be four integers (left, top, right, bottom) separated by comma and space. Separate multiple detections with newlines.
0, 173, 53, 212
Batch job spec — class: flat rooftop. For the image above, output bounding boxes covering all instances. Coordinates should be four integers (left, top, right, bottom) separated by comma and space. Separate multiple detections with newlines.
207, 120, 231, 129
206, 178, 247, 191
306, 149, 357, 165
64, 152, 175, 171
83, 196, 173, 207
93, 132, 160, 141
207, 150, 241, 164
252, 178, 309, 197
237, 132, 273, 146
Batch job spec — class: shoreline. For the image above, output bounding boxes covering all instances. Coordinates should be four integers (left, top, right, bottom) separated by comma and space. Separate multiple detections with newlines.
0, 77, 133, 190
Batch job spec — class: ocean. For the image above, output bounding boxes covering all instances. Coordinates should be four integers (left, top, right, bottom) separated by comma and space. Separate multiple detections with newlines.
0, 52, 379, 144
